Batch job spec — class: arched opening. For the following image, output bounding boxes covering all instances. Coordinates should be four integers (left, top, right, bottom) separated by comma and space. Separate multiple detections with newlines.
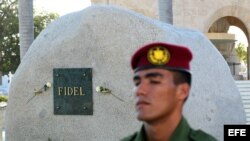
228, 26, 248, 79
206, 16, 249, 80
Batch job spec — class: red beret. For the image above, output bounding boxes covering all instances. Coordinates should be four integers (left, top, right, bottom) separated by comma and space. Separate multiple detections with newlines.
131, 42, 193, 73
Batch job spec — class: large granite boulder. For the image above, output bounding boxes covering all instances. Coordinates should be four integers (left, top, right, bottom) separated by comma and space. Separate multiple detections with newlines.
5, 5, 245, 141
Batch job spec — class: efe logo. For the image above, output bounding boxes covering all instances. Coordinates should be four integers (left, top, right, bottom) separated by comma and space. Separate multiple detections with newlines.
224, 125, 249, 141
228, 129, 246, 136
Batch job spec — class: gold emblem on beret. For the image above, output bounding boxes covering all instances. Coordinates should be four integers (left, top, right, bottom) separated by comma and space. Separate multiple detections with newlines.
147, 46, 170, 65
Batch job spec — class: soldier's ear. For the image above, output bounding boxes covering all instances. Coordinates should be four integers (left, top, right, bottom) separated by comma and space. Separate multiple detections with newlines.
176, 83, 190, 101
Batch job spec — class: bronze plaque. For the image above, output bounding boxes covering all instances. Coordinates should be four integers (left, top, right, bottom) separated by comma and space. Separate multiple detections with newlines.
53, 68, 93, 115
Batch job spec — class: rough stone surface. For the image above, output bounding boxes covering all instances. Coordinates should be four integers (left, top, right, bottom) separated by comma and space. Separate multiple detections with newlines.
5, 5, 245, 141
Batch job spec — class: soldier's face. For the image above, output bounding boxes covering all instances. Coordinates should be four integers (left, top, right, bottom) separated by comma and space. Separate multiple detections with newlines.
133, 68, 181, 123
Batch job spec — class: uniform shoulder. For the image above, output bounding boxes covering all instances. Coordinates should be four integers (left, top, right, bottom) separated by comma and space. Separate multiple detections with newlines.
120, 132, 138, 141
190, 129, 218, 141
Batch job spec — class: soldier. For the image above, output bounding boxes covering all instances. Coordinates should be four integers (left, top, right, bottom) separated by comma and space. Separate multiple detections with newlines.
121, 42, 217, 141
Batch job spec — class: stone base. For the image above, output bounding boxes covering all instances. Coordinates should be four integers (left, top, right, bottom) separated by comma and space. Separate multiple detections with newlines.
233, 75, 244, 80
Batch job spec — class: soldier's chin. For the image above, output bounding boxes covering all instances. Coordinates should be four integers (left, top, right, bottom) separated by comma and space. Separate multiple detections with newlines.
137, 114, 148, 121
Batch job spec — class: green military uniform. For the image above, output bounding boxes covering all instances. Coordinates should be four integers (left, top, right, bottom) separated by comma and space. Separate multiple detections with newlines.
121, 117, 217, 141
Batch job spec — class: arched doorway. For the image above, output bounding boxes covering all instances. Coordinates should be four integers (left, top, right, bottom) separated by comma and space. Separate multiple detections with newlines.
206, 16, 249, 80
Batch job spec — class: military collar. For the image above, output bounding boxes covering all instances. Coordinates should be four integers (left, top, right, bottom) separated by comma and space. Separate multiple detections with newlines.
170, 117, 191, 141
134, 125, 147, 141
